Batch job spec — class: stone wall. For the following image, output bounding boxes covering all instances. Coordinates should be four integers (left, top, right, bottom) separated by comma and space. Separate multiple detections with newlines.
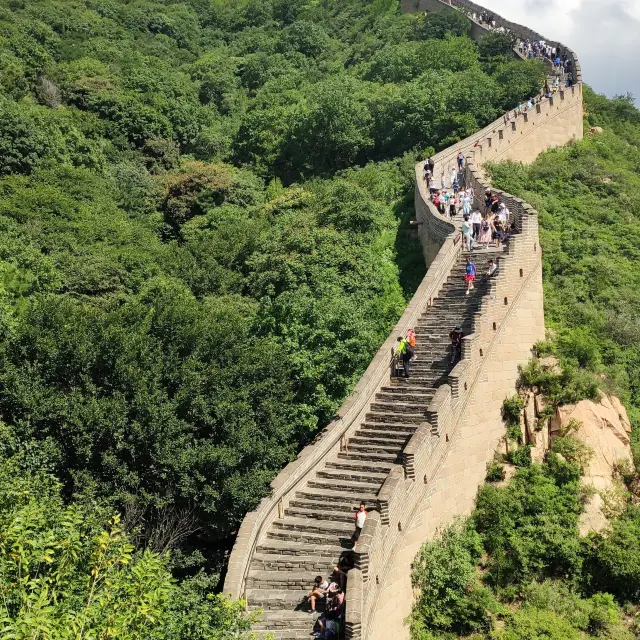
362, 3, 582, 637
225, 1, 583, 638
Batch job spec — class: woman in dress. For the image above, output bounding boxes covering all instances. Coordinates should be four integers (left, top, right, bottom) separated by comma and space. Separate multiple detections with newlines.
478, 214, 493, 249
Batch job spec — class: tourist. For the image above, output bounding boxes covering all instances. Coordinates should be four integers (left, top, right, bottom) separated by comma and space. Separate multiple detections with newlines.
470, 208, 482, 240
461, 214, 473, 252
464, 257, 476, 295
427, 156, 435, 175
352, 502, 368, 544
493, 215, 504, 247
462, 189, 473, 216
457, 152, 465, 171
407, 328, 417, 362
478, 214, 492, 249
449, 325, 464, 363
307, 575, 330, 614
486, 259, 498, 278
449, 193, 457, 218
313, 616, 341, 639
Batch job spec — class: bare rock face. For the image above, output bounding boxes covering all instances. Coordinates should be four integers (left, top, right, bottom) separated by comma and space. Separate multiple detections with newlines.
550, 394, 632, 534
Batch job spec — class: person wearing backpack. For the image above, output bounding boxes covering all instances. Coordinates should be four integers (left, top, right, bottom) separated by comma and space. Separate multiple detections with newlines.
465, 257, 476, 295
396, 337, 413, 379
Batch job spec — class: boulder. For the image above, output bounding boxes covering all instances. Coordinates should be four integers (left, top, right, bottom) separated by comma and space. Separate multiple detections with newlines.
551, 393, 633, 534
589, 126, 604, 134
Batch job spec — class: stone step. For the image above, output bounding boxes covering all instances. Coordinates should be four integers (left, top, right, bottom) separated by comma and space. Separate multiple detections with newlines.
266, 528, 348, 546
348, 435, 408, 450
374, 392, 433, 405
253, 610, 318, 631
289, 498, 356, 516
256, 540, 345, 558
308, 477, 383, 495
325, 459, 394, 474
353, 429, 413, 442
379, 385, 434, 398
366, 411, 424, 424
247, 569, 324, 590
315, 468, 387, 485
251, 553, 336, 573
256, 631, 316, 640
358, 422, 418, 434
246, 588, 309, 611
285, 505, 353, 523
370, 401, 429, 414
273, 517, 353, 537
390, 374, 444, 384
337, 450, 399, 464
296, 487, 379, 506
345, 441, 406, 455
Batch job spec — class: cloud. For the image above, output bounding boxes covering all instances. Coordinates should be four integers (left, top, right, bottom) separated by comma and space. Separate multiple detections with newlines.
477, 0, 640, 99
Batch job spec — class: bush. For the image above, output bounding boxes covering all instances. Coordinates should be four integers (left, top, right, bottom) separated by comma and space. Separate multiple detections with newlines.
411, 520, 500, 635
507, 445, 532, 468
502, 394, 525, 442
486, 461, 506, 482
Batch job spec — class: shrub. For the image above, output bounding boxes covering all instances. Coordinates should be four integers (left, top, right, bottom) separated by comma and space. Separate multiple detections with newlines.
507, 445, 532, 468
502, 394, 525, 442
486, 461, 506, 482
410, 520, 500, 635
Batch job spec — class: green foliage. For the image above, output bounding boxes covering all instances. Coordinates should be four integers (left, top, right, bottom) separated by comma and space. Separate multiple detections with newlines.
0, 0, 548, 596
412, 86, 640, 640
0, 429, 259, 639
507, 445, 532, 468
583, 507, 640, 602
410, 520, 500, 636
479, 31, 517, 59
486, 461, 506, 483
502, 394, 525, 441
488, 90, 640, 413
415, 8, 471, 40
518, 358, 600, 406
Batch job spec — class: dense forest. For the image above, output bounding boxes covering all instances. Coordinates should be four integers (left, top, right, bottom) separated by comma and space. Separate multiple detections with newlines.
0, 0, 549, 635
408, 90, 640, 639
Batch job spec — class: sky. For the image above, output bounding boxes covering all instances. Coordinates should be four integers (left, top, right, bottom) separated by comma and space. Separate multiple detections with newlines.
477, 0, 640, 100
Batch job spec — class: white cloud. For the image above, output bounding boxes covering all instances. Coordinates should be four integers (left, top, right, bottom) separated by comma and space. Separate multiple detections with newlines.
476, 0, 640, 99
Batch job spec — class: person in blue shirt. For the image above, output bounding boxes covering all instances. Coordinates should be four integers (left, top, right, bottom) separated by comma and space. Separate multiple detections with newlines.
465, 257, 476, 295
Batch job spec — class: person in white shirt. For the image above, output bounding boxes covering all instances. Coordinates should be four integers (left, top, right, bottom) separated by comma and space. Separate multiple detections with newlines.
498, 203, 509, 226
352, 503, 368, 545
461, 214, 473, 252
307, 575, 330, 614
470, 209, 482, 240
462, 189, 472, 216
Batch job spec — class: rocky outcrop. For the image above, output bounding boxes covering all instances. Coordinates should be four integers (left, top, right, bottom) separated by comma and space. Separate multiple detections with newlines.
550, 394, 632, 534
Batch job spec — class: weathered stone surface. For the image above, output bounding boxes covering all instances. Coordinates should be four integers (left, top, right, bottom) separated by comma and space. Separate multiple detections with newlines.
551, 394, 633, 534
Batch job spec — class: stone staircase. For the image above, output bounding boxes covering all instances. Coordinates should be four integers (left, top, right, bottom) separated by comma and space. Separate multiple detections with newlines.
249, 247, 505, 640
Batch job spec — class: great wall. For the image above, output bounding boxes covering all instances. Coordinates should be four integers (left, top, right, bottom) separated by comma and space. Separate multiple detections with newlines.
224, 1, 585, 638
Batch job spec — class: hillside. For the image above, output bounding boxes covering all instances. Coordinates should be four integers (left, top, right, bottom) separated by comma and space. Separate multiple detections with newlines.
408, 91, 640, 639
0, 0, 550, 636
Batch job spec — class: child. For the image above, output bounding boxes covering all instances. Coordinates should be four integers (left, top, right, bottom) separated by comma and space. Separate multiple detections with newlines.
465, 257, 476, 295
